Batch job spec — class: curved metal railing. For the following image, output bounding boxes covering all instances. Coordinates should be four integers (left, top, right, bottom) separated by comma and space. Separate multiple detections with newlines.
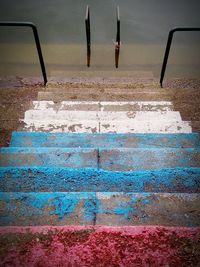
160, 27, 200, 87
0, 21, 47, 85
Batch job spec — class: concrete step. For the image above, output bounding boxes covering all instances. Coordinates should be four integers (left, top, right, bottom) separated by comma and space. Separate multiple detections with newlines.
99, 120, 192, 133
0, 147, 199, 170
99, 148, 200, 171
37, 91, 171, 102
32, 101, 174, 112
0, 167, 199, 193
0, 192, 199, 226
22, 119, 192, 133
0, 226, 199, 266
0, 147, 97, 168
24, 110, 182, 121
10, 132, 200, 148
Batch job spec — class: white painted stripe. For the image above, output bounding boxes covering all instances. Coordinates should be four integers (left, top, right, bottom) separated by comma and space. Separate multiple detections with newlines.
98, 111, 181, 121
32, 101, 173, 111
100, 120, 192, 133
22, 120, 99, 133
22, 119, 191, 133
24, 110, 181, 121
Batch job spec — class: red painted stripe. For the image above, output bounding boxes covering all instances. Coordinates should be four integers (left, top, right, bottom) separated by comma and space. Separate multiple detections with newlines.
0, 226, 199, 267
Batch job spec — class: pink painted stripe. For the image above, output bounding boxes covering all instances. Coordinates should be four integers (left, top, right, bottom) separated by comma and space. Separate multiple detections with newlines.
0, 226, 199, 267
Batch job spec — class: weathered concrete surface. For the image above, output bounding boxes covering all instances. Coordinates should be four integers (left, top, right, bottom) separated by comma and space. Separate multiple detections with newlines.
1, 167, 199, 193
37, 88, 200, 103
32, 100, 174, 112
1, 147, 199, 170
22, 119, 192, 133
0, 148, 98, 168
22, 119, 100, 133
99, 148, 200, 171
0, 192, 199, 226
96, 193, 200, 226
0, 226, 199, 267
24, 110, 181, 121
10, 132, 200, 148
99, 120, 192, 133
0, 192, 96, 226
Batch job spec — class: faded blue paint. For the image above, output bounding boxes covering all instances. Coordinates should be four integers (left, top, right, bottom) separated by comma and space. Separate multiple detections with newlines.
1, 147, 200, 169
0, 167, 199, 192
99, 148, 200, 171
10, 132, 200, 148
0, 192, 199, 226
0, 147, 98, 168
83, 197, 100, 221
49, 195, 79, 219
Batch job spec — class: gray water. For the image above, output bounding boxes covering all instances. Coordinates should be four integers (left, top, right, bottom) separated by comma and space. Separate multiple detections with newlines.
0, 0, 200, 77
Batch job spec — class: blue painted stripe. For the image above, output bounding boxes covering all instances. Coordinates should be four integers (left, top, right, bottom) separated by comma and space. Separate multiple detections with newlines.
1, 147, 200, 169
10, 132, 200, 148
0, 192, 199, 226
0, 167, 199, 193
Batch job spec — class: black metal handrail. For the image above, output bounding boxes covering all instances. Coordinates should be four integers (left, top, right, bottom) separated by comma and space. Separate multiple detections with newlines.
85, 6, 91, 67
0, 21, 47, 85
115, 6, 120, 68
160, 27, 200, 87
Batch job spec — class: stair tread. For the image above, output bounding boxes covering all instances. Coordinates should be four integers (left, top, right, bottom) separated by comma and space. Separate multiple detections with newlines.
0, 167, 199, 193
22, 119, 192, 133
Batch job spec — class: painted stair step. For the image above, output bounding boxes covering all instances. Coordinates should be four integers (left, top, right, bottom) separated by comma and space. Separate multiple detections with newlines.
21, 120, 192, 133
10, 132, 200, 148
23, 110, 182, 121
0, 192, 199, 226
100, 120, 192, 133
0, 167, 199, 193
0, 226, 199, 267
0, 147, 199, 170
21, 120, 99, 133
0, 148, 98, 168
99, 148, 200, 171
32, 101, 174, 112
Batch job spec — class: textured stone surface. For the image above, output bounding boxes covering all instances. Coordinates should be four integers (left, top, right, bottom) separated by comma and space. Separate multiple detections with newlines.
0, 192, 199, 226
0, 167, 200, 193
0, 226, 200, 267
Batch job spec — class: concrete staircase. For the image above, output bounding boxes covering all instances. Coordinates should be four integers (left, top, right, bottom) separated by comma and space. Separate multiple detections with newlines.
0, 88, 200, 266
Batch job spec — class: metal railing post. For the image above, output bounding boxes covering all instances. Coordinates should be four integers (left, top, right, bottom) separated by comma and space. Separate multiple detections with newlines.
0, 21, 47, 85
85, 6, 91, 67
115, 6, 120, 68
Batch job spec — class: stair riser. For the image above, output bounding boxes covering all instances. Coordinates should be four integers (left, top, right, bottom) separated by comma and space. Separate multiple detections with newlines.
0, 148, 98, 168
0, 167, 199, 193
24, 110, 182, 122
11, 132, 200, 148
100, 148, 200, 171
32, 101, 174, 112
21, 120, 192, 133
1, 148, 199, 170
0, 192, 199, 226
